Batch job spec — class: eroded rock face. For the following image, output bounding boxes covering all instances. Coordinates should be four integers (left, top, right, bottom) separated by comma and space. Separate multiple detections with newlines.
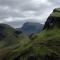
43, 8, 60, 29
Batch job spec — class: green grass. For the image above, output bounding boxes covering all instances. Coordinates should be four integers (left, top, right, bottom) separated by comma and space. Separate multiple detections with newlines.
51, 8, 60, 17
51, 12, 60, 17
0, 25, 60, 60
0, 24, 31, 60
0, 8, 60, 60
31, 27, 60, 58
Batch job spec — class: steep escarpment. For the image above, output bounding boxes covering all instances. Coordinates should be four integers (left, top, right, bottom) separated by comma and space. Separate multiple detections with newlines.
44, 8, 60, 29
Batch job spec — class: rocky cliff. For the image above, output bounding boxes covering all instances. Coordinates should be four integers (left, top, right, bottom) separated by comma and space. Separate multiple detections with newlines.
44, 8, 60, 29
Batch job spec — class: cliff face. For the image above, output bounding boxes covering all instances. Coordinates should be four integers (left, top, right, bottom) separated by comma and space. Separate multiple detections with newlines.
30, 8, 60, 60
0, 24, 30, 60
44, 8, 60, 29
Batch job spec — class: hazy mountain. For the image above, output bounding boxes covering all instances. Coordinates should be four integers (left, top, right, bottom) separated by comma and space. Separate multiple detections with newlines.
17, 22, 43, 36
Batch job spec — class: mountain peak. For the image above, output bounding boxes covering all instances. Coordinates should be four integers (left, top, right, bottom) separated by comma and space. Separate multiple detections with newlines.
44, 8, 60, 29
17, 22, 43, 36
51, 8, 60, 17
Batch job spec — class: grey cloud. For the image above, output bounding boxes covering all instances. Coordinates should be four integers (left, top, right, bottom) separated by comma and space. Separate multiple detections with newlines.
0, 0, 31, 8
5, 20, 26, 28
0, 0, 60, 28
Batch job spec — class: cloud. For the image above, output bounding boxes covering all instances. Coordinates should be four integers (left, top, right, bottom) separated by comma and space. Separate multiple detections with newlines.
5, 21, 26, 28
0, 0, 60, 28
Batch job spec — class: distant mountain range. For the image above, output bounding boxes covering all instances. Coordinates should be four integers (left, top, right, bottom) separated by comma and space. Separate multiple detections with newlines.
17, 22, 44, 36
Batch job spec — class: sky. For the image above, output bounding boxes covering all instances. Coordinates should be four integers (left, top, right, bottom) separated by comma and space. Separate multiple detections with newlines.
0, 0, 60, 28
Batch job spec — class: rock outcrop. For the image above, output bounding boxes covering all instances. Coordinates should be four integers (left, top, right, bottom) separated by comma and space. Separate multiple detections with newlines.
44, 8, 60, 29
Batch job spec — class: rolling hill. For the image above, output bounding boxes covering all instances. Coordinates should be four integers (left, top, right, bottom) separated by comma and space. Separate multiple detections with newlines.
0, 23, 30, 60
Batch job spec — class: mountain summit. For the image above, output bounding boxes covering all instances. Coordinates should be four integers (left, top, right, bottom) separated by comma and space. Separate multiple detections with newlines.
44, 8, 60, 29
17, 22, 43, 36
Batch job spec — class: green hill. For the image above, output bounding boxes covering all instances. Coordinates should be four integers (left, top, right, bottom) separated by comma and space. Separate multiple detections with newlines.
51, 8, 60, 17
30, 8, 60, 60
0, 8, 60, 60
18, 8, 60, 60
0, 24, 30, 60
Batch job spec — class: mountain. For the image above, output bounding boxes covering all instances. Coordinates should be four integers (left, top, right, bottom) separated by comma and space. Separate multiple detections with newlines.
43, 8, 60, 29
17, 22, 43, 36
0, 23, 30, 60
0, 8, 60, 60
14, 8, 60, 60
30, 8, 60, 60
0, 24, 17, 45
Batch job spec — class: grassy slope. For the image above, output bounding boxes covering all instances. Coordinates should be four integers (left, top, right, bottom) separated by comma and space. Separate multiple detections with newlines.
0, 8, 60, 60
0, 24, 31, 60
15, 8, 60, 60
18, 27, 60, 60
51, 8, 60, 17
32, 27, 60, 55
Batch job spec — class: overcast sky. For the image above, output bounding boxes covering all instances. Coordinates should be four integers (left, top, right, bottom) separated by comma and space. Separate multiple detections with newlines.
0, 0, 60, 28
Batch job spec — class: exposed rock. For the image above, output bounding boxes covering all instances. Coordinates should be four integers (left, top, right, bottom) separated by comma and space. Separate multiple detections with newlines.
20, 22, 43, 35
43, 8, 60, 29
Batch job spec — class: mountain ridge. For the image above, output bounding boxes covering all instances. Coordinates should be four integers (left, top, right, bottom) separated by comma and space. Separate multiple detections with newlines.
17, 22, 43, 36
0, 8, 60, 60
